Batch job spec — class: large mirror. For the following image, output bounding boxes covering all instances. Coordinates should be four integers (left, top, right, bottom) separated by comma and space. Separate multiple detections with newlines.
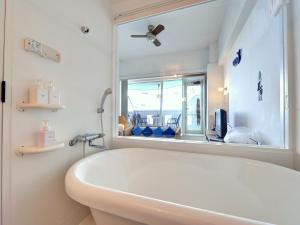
116, 0, 287, 148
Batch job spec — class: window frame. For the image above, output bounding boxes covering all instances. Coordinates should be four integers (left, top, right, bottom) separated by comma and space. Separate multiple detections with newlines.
112, 2, 291, 150
122, 75, 206, 131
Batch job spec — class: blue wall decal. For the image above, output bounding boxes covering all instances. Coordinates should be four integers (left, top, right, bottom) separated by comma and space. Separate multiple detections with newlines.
233, 49, 242, 67
257, 71, 263, 101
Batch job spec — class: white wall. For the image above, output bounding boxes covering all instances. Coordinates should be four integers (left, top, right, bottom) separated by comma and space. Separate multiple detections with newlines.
218, 0, 247, 63
207, 64, 224, 127
223, 0, 284, 147
292, 0, 300, 170
209, 42, 218, 64
4, 0, 112, 225
206, 42, 225, 128
218, 0, 258, 64
119, 49, 209, 79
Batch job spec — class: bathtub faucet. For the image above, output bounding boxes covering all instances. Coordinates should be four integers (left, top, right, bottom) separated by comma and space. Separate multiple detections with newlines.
69, 133, 106, 149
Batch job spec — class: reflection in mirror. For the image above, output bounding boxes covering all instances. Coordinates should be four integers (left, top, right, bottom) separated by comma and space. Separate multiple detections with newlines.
117, 0, 287, 148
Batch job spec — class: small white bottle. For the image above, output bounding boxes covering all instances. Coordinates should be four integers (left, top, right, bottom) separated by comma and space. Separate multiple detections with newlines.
48, 81, 61, 105
29, 79, 48, 105
37, 120, 56, 147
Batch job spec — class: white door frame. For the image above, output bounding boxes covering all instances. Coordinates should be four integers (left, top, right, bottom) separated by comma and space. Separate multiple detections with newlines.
182, 76, 206, 135
0, 0, 5, 223
1, 0, 13, 224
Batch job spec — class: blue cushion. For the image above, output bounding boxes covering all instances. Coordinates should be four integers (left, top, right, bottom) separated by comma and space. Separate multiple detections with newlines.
132, 126, 142, 136
142, 126, 153, 137
164, 127, 175, 138
153, 127, 163, 137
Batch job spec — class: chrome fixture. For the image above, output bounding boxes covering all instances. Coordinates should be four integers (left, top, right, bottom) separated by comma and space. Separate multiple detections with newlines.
69, 133, 103, 146
98, 88, 112, 148
69, 88, 112, 153
81, 26, 90, 34
97, 88, 112, 114
69, 133, 105, 148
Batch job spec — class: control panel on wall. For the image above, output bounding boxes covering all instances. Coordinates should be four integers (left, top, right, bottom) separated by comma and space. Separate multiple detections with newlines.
24, 38, 61, 63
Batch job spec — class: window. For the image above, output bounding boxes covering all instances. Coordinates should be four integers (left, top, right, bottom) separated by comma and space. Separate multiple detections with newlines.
128, 81, 161, 126
162, 80, 182, 126
121, 75, 206, 136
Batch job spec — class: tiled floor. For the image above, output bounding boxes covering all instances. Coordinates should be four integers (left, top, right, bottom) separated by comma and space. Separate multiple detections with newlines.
79, 215, 96, 225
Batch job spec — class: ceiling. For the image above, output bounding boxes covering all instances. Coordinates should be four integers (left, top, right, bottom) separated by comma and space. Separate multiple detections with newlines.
117, 0, 228, 60
110, 0, 126, 4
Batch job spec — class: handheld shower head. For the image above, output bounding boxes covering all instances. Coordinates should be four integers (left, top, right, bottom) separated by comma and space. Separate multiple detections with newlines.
98, 88, 112, 113
104, 88, 112, 95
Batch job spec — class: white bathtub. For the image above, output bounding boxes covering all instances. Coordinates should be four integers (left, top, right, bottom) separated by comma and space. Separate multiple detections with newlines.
65, 148, 300, 225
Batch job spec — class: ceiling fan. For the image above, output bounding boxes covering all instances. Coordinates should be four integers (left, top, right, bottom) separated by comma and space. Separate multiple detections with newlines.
131, 24, 165, 47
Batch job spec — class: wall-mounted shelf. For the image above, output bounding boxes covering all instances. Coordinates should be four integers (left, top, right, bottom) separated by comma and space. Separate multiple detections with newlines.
17, 142, 65, 155
17, 103, 66, 112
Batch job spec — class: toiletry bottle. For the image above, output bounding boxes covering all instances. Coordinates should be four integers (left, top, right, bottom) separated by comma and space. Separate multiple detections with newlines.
37, 120, 56, 147
29, 79, 48, 105
48, 80, 61, 105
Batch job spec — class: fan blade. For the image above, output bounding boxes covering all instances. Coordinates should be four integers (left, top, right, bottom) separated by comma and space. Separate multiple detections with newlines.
153, 39, 161, 47
151, 24, 165, 36
131, 35, 147, 38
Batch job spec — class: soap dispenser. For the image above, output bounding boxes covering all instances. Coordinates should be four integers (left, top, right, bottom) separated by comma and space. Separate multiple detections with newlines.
48, 80, 61, 105
29, 79, 48, 105
37, 120, 56, 147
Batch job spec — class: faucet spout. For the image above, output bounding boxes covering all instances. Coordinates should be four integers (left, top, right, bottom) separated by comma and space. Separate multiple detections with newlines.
69, 133, 104, 147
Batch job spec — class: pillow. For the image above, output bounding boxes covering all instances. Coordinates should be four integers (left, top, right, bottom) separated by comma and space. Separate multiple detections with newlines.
224, 127, 261, 145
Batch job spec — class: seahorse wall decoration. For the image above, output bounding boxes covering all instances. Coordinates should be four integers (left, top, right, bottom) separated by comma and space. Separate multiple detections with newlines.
257, 71, 263, 101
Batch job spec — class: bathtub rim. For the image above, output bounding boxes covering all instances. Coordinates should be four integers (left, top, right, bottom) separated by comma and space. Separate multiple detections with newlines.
65, 148, 291, 225
112, 137, 294, 169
